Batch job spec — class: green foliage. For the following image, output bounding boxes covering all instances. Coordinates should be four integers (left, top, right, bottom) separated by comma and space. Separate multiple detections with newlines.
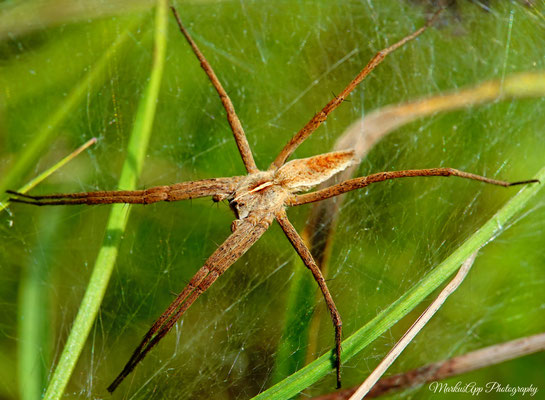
1, 1, 544, 399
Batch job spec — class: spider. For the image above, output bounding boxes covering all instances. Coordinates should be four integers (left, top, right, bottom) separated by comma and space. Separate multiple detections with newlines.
7, 6, 538, 394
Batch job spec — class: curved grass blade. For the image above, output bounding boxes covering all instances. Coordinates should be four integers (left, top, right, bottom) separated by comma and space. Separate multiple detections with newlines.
270, 71, 545, 392
254, 165, 544, 399
42, 1, 168, 398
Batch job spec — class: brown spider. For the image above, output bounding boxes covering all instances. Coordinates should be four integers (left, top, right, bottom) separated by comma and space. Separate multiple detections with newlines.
7, 7, 537, 393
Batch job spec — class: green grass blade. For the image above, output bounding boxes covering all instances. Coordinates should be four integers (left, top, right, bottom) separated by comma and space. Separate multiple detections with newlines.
17, 269, 46, 400
42, 2, 168, 399
0, 18, 139, 197
253, 167, 544, 399
270, 263, 316, 384
0, 0, 153, 40
13, 139, 97, 399
267, 71, 545, 393
0, 138, 97, 213
17, 211, 62, 400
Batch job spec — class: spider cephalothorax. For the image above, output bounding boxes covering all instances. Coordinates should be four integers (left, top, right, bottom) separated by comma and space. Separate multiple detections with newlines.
228, 150, 356, 223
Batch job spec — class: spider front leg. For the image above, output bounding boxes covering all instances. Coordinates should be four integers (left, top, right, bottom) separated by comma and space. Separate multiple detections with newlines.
170, 7, 258, 174
275, 209, 343, 388
270, 10, 444, 170
7, 177, 240, 206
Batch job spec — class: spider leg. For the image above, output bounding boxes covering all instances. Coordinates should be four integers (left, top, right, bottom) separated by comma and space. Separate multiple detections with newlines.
270, 9, 443, 170
288, 168, 540, 206
107, 215, 272, 393
170, 7, 258, 174
275, 209, 343, 389
7, 177, 239, 206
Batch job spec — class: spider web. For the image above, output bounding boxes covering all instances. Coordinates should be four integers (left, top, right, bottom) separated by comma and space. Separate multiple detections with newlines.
1, 1, 544, 399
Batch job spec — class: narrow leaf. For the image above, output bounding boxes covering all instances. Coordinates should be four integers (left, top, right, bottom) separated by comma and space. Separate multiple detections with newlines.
254, 166, 544, 399
42, 2, 168, 399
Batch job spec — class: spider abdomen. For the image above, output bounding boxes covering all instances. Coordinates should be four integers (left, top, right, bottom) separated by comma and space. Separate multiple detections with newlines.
275, 150, 356, 192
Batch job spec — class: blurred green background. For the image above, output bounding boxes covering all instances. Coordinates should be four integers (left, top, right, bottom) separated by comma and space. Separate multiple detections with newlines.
1, 0, 544, 399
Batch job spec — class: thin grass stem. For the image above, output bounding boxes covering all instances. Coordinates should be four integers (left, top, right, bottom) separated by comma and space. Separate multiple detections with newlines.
42, 2, 168, 398
253, 164, 544, 400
